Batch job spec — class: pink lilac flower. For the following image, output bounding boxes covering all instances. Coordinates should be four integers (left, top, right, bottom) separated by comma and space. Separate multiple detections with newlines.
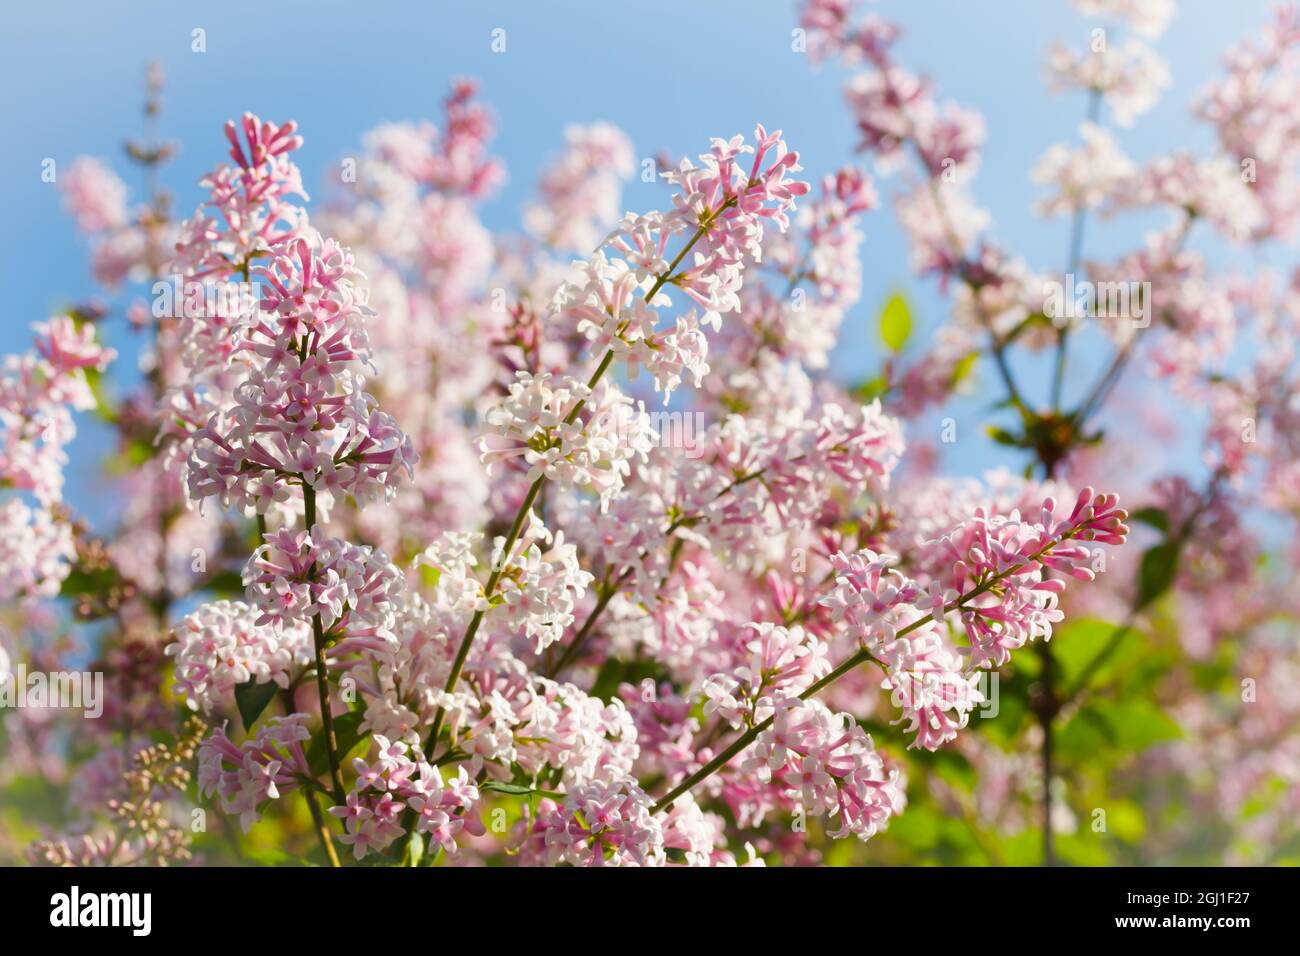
1046, 38, 1171, 126
0, 318, 114, 599
478, 372, 656, 507
2, 320, 112, 504
0, 500, 76, 602
330, 736, 483, 860
243, 527, 404, 641
746, 696, 906, 841
930, 488, 1130, 668
60, 157, 129, 233
1196, 6, 1300, 241
703, 622, 832, 728
541, 126, 810, 408
525, 122, 636, 252
197, 715, 315, 830
490, 510, 594, 652
165, 601, 313, 713
171, 113, 307, 279
1072, 0, 1175, 38
183, 233, 416, 513
517, 774, 665, 866
1033, 122, 1137, 215
879, 628, 985, 751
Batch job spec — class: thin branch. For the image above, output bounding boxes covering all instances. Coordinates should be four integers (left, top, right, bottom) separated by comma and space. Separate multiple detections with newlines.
649, 532, 1081, 813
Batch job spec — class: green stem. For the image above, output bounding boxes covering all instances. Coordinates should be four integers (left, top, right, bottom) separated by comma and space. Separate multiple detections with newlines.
424, 476, 543, 751
303, 481, 345, 804
1035, 640, 1058, 867
305, 789, 342, 868
545, 572, 628, 677
282, 688, 341, 867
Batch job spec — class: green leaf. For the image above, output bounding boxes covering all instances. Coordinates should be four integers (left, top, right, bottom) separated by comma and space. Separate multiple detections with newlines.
479, 781, 537, 796
978, 669, 1031, 745
204, 569, 245, 596
851, 375, 889, 403
1130, 507, 1170, 533
307, 709, 367, 778
999, 831, 1046, 866
1057, 831, 1112, 867
234, 680, 279, 733
986, 425, 1027, 448
479, 780, 566, 800
104, 437, 155, 474
1093, 698, 1183, 751
1057, 697, 1181, 760
84, 365, 118, 424
884, 803, 942, 848
949, 351, 978, 387
242, 847, 300, 867
879, 292, 912, 353
1136, 541, 1180, 608
402, 829, 425, 867
59, 565, 122, 598
1106, 800, 1147, 842
587, 657, 660, 703
1052, 617, 1138, 689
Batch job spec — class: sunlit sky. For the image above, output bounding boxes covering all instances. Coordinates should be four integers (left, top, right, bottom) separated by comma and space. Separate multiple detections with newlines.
0, 0, 1284, 524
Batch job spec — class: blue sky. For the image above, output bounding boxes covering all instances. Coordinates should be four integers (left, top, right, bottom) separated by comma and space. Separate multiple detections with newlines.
0, 0, 1280, 523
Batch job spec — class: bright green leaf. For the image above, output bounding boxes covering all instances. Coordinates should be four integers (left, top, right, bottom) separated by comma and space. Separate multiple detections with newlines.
480, 780, 565, 800
949, 351, 978, 387
1058, 698, 1181, 760
851, 375, 889, 403
1107, 800, 1147, 842
1093, 698, 1183, 751
879, 292, 912, 353
403, 829, 425, 867
986, 425, 1026, 448
1052, 617, 1139, 690
479, 781, 537, 796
